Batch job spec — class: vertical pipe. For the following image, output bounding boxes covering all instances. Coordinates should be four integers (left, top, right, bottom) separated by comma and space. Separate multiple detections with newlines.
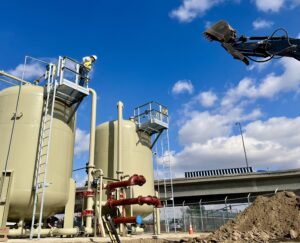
236, 122, 249, 169
130, 186, 133, 216
98, 170, 106, 237
117, 101, 123, 180
247, 193, 251, 207
182, 201, 186, 232
94, 185, 98, 237
199, 199, 204, 232
85, 88, 97, 229
224, 196, 228, 220
93, 170, 105, 237
154, 191, 161, 235
18, 219, 24, 235
163, 203, 167, 233
117, 101, 124, 235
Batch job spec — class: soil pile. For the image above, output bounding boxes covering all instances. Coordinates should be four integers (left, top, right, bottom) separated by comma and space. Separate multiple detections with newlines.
199, 191, 300, 243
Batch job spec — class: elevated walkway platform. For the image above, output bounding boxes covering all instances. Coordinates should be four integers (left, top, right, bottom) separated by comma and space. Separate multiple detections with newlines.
134, 101, 169, 136
56, 56, 90, 107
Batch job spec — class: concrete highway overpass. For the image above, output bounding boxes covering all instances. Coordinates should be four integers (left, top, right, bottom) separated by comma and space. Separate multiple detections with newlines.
154, 169, 300, 204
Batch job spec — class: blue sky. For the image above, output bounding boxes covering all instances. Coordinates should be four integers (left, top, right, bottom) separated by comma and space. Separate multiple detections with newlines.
1, 0, 300, 181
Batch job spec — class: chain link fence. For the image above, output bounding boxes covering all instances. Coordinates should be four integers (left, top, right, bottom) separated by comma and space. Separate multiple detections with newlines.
144, 190, 281, 233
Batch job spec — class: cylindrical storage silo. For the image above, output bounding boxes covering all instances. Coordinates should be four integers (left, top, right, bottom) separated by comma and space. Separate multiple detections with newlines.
95, 119, 154, 217
0, 85, 75, 222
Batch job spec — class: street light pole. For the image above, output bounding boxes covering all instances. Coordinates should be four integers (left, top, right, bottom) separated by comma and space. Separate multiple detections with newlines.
236, 122, 249, 169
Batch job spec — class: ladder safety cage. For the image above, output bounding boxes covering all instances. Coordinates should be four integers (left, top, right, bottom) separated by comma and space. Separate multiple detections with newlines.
134, 101, 169, 136
56, 56, 90, 107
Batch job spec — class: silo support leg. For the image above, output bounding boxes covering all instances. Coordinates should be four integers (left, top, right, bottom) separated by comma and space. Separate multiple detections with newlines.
0, 171, 13, 228
153, 191, 161, 235
64, 179, 76, 229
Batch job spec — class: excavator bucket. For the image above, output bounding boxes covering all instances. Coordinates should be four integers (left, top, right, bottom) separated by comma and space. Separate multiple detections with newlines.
204, 20, 249, 65
204, 19, 300, 65
204, 20, 237, 43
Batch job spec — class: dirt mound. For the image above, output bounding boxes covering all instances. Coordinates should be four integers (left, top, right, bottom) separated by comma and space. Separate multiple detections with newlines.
199, 191, 300, 243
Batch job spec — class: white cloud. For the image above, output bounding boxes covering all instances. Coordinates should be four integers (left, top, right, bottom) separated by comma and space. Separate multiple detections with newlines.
243, 108, 263, 121
221, 77, 258, 107
254, 0, 300, 12
178, 111, 231, 144
254, 0, 285, 12
197, 91, 218, 107
171, 113, 300, 177
172, 133, 300, 176
172, 80, 194, 95
245, 117, 300, 148
178, 106, 262, 145
170, 0, 300, 24
170, 0, 300, 23
252, 19, 274, 30
7, 57, 58, 82
75, 128, 90, 156
170, 0, 224, 23
154, 151, 182, 179
221, 58, 300, 107
170, 57, 300, 177
8, 63, 45, 80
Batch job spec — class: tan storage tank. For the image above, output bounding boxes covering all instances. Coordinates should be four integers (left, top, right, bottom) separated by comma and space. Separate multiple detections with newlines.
95, 119, 154, 217
0, 85, 75, 221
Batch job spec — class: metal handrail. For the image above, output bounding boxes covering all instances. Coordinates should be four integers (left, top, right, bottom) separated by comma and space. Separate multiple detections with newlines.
59, 56, 91, 85
134, 109, 169, 118
0, 78, 17, 86
62, 56, 81, 64
61, 66, 90, 81
0, 71, 30, 85
134, 101, 167, 110
62, 56, 88, 73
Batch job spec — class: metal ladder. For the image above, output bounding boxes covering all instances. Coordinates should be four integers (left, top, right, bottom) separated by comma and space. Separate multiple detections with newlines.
30, 64, 57, 239
102, 215, 121, 243
156, 129, 176, 233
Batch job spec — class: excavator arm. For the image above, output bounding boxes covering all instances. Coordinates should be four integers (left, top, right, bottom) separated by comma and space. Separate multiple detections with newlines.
204, 20, 300, 65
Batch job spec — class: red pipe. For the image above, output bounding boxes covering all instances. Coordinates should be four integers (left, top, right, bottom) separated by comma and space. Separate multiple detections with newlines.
107, 196, 161, 208
105, 174, 146, 190
112, 216, 142, 225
